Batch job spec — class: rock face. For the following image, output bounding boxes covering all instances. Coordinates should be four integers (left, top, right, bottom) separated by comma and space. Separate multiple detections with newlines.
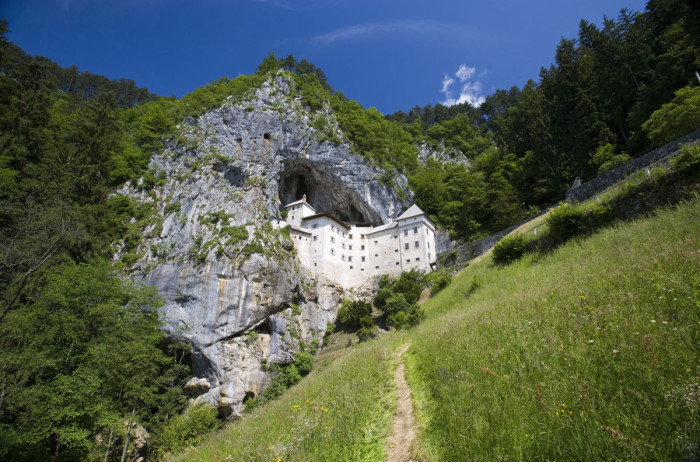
119, 74, 411, 416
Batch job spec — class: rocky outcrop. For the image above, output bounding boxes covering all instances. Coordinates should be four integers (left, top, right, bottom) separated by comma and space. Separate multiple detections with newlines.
118, 73, 411, 416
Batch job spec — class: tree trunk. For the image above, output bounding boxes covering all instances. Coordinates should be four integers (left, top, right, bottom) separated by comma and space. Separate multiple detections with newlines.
120, 403, 136, 462
104, 426, 114, 462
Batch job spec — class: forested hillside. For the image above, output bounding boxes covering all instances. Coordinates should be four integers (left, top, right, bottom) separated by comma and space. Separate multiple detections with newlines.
0, 0, 699, 459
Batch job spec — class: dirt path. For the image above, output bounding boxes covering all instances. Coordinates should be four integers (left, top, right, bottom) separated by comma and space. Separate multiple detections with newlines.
386, 344, 418, 462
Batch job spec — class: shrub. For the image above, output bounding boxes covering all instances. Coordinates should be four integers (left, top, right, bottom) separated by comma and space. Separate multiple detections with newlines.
546, 203, 586, 244
337, 299, 372, 328
293, 352, 314, 376
157, 404, 220, 455
428, 270, 452, 295
672, 143, 700, 170
492, 233, 528, 265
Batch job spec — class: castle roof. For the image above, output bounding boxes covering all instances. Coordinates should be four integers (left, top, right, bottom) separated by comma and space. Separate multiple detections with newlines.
365, 222, 397, 235
301, 213, 351, 230
397, 204, 426, 221
284, 198, 316, 211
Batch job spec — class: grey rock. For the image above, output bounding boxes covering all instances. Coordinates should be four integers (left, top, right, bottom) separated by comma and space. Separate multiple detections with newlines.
118, 73, 410, 415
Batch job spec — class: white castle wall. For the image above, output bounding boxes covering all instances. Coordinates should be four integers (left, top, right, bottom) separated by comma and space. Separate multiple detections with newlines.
284, 200, 436, 289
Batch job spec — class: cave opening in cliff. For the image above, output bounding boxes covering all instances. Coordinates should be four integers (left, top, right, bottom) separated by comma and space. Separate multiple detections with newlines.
277, 159, 381, 224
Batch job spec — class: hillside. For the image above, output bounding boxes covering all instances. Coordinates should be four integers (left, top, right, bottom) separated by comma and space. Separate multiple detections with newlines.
173, 188, 699, 461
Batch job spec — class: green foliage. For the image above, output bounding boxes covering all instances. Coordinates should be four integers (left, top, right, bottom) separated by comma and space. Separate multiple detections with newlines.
643, 85, 700, 147
373, 270, 427, 330
337, 298, 372, 329
492, 233, 528, 265
672, 142, 700, 170
164, 201, 181, 215
293, 352, 314, 376
546, 203, 587, 244
426, 270, 452, 295
156, 404, 220, 455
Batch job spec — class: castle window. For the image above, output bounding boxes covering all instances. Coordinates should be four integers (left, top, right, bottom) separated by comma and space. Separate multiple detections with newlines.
361, 245, 365, 250
394, 235, 398, 239
331, 237, 335, 243
342, 255, 346, 261
395, 249, 398, 253
349, 245, 353, 250
292, 215, 295, 220
416, 257, 420, 261
413, 226, 418, 234
349, 234, 353, 239
374, 253, 378, 257
375, 266, 379, 269
361, 256, 366, 262
415, 241, 419, 248
342, 243, 346, 249
314, 263, 317, 266
331, 249, 335, 255
404, 229, 408, 236
406, 259, 411, 263
313, 235, 318, 241
404, 243, 409, 250
428, 242, 430, 249
396, 262, 399, 265
350, 265, 353, 269
361, 234, 365, 239
348, 256, 352, 262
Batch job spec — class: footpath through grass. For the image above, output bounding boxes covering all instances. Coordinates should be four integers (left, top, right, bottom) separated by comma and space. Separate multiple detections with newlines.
406, 197, 700, 461
172, 333, 407, 461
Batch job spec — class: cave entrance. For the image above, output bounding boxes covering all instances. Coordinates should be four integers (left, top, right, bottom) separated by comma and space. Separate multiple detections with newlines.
277, 160, 381, 224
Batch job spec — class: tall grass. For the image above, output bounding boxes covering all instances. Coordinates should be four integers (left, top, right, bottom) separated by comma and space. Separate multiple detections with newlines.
407, 198, 700, 460
173, 198, 699, 461
171, 334, 407, 461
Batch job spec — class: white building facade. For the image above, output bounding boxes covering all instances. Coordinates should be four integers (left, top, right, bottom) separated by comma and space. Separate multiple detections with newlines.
284, 196, 437, 289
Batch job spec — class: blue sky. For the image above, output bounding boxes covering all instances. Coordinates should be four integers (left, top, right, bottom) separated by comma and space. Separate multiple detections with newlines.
2, 0, 648, 114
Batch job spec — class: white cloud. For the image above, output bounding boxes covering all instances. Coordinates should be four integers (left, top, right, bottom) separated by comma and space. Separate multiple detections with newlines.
440, 64, 485, 108
310, 20, 469, 46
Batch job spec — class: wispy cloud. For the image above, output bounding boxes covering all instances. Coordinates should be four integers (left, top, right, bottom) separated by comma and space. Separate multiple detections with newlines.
310, 19, 470, 46
440, 64, 485, 107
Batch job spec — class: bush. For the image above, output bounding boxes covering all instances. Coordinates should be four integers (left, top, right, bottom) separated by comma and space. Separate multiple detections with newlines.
546, 203, 586, 244
492, 233, 528, 265
157, 404, 220, 455
293, 352, 314, 376
337, 299, 372, 328
428, 271, 452, 295
672, 143, 700, 170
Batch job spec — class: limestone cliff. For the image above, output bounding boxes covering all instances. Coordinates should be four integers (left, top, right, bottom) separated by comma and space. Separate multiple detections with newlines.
118, 74, 412, 416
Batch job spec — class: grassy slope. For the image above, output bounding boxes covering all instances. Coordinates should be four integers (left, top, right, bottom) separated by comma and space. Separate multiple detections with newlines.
174, 197, 699, 461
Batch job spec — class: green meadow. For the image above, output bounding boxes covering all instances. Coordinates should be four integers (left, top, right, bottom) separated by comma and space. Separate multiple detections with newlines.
174, 195, 699, 461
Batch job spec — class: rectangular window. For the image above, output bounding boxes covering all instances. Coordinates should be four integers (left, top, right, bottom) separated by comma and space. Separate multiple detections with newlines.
361, 234, 365, 239
406, 259, 411, 263
331, 249, 335, 255
313, 235, 318, 241
361, 256, 366, 262
342, 255, 346, 261
416, 257, 420, 261
342, 243, 346, 249
361, 245, 365, 250
415, 241, 419, 248
349, 234, 353, 239
404, 243, 409, 250
374, 240, 378, 244
394, 235, 398, 239
374, 253, 378, 257
395, 249, 398, 253
404, 229, 408, 236
292, 216, 295, 220
312, 224, 318, 229
348, 256, 352, 262
413, 226, 418, 234
349, 245, 353, 250
331, 236, 335, 243
396, 262, 400, 265
375, 266, 379, 269
350, 265, 353, 269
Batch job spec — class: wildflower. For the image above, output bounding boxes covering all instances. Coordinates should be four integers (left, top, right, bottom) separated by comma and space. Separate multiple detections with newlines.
579, 295, 585, 300
589, 339, 594, 343
612, 349, 619, 354
651, 320, 656, 323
